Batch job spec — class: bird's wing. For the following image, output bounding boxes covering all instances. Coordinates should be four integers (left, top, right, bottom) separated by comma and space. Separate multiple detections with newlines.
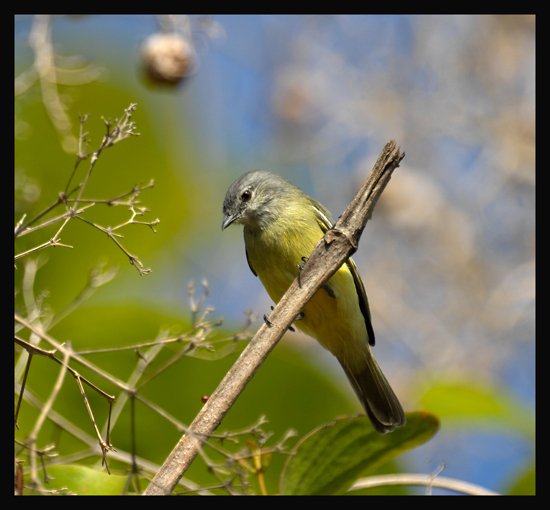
245, 247, 258, 277
311, 199, 376, 346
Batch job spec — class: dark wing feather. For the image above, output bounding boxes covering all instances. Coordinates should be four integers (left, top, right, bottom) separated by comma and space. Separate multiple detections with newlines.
246, 247, 257, 277
311, 199, 376, 346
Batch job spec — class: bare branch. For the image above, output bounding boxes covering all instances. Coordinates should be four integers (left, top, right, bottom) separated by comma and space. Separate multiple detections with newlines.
14, 105, 156, 274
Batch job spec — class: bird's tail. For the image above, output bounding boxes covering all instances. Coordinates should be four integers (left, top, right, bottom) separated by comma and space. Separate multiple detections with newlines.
339, 351, 405, 434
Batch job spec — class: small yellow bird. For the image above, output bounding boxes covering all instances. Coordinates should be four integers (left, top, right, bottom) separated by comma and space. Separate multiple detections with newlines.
222, 170, 405, 434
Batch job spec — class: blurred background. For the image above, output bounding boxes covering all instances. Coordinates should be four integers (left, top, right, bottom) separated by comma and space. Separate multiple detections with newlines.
15, 15, 535, 494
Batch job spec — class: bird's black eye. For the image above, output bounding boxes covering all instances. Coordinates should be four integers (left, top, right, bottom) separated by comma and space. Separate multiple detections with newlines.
241, 190, 252, 202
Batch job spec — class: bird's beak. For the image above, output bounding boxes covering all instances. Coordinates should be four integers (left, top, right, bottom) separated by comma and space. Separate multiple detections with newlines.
222, 212, 240, 231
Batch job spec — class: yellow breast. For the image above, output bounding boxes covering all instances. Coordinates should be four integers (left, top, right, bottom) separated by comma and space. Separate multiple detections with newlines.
244, 208, 369, 372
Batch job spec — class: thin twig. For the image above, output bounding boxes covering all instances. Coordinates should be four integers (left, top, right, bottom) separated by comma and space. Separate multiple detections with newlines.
14, 336, 115, 402
349, 473, 500, 495
27, 346, 71, 487
64, 180, 155, 205
15, 315, 129, 393
14, 352, 33, 430
73, 374, 116, 474
15, 234, 73, 260
15, 202, 94, 238
15, 334, 117, 474
70, 104, 139, 213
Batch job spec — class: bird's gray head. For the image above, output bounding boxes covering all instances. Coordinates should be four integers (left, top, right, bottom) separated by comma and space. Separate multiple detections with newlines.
222, 170, 298, 232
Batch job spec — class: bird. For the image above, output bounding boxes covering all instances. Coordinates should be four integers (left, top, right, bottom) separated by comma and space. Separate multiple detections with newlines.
222, 170, 405, 434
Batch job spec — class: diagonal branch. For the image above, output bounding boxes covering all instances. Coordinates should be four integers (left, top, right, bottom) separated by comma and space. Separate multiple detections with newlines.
143, 140, 404, 495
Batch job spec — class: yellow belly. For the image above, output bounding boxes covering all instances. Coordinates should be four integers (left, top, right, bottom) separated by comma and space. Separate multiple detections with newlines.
244, 215, 369, 373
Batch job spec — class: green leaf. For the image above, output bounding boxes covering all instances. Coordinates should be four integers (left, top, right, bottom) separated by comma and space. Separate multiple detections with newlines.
40, 465, 127, 495
279, 412, 439, 495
